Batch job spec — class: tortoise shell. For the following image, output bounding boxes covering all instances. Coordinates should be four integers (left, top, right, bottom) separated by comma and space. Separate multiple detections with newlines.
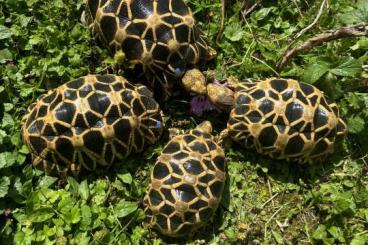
227, 78, 346, 163
143, 122, 226, 237
21, 75, 163, 175
85, 0, 213, 99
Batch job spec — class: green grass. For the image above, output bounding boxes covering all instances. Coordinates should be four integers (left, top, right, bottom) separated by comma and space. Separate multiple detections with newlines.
1, 0, 368, 244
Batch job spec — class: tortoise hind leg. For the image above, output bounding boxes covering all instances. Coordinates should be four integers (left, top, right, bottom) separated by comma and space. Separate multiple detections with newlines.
216, 129, 232, 150
31, 153, 57, 175
336, 118, 347, 141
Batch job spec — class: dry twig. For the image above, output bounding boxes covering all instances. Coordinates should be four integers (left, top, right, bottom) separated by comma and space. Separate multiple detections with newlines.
216, 0, 226, 44
241, 0, 262, 21
279, 0, 327, 69
293, 0, 327, 41
277, 24, 368, 70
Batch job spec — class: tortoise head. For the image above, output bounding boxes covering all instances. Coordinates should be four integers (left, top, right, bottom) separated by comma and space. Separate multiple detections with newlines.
194, 120, 213, 134
206, 83, 235, 112
181, 69, 207, 95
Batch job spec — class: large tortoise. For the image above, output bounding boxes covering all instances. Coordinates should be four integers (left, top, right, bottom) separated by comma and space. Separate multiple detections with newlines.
143, 121, 226, 237
205, 77, 347, 163
21, 74, 163, 176
85, 0, 214, 100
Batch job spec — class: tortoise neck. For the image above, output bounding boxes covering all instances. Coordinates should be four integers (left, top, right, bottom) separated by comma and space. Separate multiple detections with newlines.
206, 83, 235, 112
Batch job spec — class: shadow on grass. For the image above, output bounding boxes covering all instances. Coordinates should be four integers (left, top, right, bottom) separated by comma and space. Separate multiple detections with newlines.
227, 141, 348, 186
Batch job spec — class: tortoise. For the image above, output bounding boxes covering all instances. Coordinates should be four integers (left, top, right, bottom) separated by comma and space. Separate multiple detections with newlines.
85, 0, 214, 100
21, 74, 163, 176
203, 77, 347, 163
143, 121, 226, 237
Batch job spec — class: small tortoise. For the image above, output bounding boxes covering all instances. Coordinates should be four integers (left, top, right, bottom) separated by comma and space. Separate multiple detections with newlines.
85, 0, 214, 99
143, 121, 226, 237
205, 77, 347, 163
21, 74, 163, 175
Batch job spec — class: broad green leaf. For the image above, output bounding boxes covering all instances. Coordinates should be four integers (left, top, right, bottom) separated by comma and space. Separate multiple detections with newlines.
131, 226, 146, 245
91, 180, 109, 205
351, 235, 368, 245
113, 200, 137, 218
3, 103, 14, 112
30, 36, 42, 46
79, 180, 89, 200
272, 230, 283, 244
80, 205, 91, 229
330, 58, 362, 77
345, 92, 364, 109
0, 176, 10, 198
0, 49, 12, 63
332, 195, 356, 214
347, 116, 365, 134
328, 226, 345, 242
0, 151, 16, 167
71, 232, 90, 245
38, 176, 58, 189
339, 0, 368, 24
0, 130, 6, 145
253, 7, 274, 20
34, 230, 46, 242
67, 177, 79, 197
43, 225, 56, 237
18, 145, 29, 154
153, 239, 161, 245
224, 22, 244, 42
2, 113, 15, 128
69, 206, 81, 224
26, 0, 39, 7
117, 172, 133, 184
350, 39, 368, 50
224, 228, 237, 240
0, 25, 12, 40
342, 179, 354, 188
28, 208, 55, 223
14, 230, 32, 245
0, 153, 8, 169
18, 15, 32, 27
302, 59, 330, 84
312, 225, 327, 240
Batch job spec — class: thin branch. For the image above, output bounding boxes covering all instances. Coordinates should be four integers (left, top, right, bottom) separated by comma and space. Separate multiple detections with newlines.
264, 205, 284, 239
282, 0, 327, 61
216, 0, 226, 44
277, 24, 368, 70
267, 178, 274, 207
241, 0, 262, 22
260, 192, 280, 209
294, 0, 327, 40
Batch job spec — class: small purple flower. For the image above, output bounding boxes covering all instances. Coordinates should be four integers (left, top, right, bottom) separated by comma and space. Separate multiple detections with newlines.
190, 95, 220, 117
